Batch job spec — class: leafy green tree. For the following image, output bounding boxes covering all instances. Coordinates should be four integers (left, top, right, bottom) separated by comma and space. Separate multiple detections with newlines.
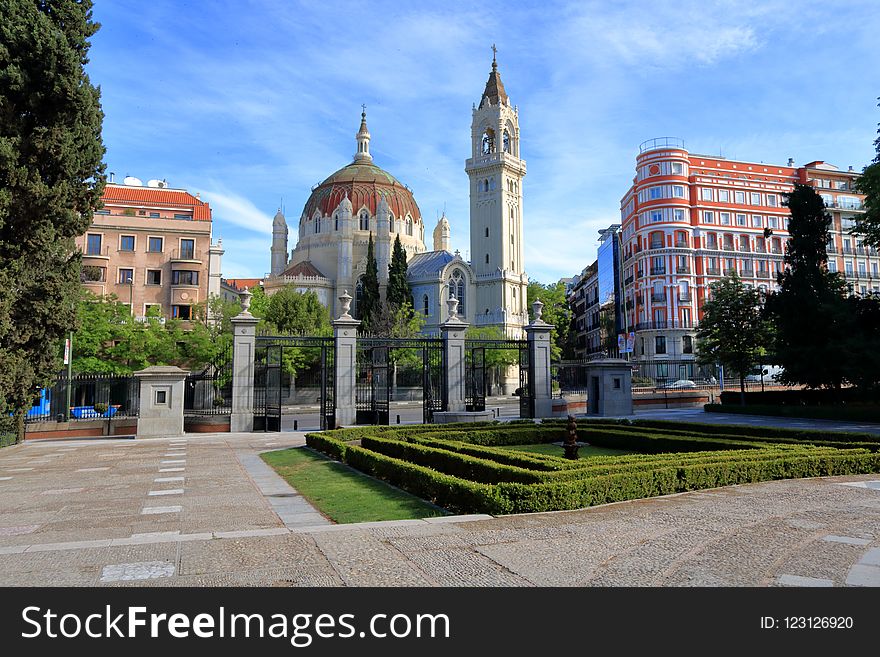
247, 284, 270, 319
0, 1, 106, 439
387, 234, 412, 309
853, 98, 880, 246
527, 280, 570, 360
696, 274, 769, 404
263, 286, 330, 335
359, 233, 380, 331
764, 183, 852, 388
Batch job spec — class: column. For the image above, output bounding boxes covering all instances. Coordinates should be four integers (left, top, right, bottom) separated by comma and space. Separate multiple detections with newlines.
333, 291, 360, 426
134, 366, 188, 438
230, 288, 259, 433
441, 295, 468, 412
524, 299, 554, 419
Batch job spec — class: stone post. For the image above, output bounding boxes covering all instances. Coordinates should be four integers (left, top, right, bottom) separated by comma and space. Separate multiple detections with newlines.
134, 366, 189, 438
441, 294, 468, 412
333, 290, 360, 426
524, 299, 554, 419
230, 287, 260, 433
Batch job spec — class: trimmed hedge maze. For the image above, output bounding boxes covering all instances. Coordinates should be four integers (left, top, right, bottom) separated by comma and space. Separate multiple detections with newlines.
305, 419, 880, 515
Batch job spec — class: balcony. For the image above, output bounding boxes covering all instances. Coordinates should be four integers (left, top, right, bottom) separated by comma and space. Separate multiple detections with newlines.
82, 246, 111, 260
828, 200, 864, 211
649, 242, 664, 250
651, 293, 666, 302
755, 245, 767, 253
770, 247, 782, 254
706, 267, 721, 276
739, 245, 750, 252
722, 244, 735, 251
741, 268, 754, 277
724, 268, 738, 276
842, 247, 854, 255
675, 241, 689, 249
639, 137, 686, 153
624, 275, 634, 285
170, 248, 202, 263
634, 320, 695, 331
827, 245, 838, 254
678, 293, 692, 302
676, 266, 690, 274
706, 243, 718, 250
650, 267, 667, 276
757, 270, 771, 279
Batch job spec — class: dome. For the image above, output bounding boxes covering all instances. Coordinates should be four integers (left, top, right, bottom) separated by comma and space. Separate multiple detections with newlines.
300, 111, 422, 226
302, 161, 422, 224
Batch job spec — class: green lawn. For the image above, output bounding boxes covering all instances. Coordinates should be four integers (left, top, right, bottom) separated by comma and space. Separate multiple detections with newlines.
497, 443, 634, 458
261, 447, 447, 524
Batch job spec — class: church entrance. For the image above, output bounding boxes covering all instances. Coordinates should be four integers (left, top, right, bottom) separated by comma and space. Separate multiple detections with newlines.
356, 338, 445, 425
465, 339, 533, 418
254, 335, 336, 431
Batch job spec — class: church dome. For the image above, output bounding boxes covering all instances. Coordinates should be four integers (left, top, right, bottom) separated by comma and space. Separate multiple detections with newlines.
300, 111, 422, 226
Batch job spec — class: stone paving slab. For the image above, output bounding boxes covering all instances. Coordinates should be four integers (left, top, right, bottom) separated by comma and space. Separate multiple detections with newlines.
3, 427, 880, 586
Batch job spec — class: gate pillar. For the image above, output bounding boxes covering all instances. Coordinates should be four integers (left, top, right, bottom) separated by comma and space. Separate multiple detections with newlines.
231, 288, 260, 433
524, 299, 554, 419
333, 291, 360, 427
441, 297, 468, 413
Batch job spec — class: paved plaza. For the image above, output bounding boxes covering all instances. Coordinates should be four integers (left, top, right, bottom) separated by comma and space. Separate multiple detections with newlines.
1, 411, 880, 587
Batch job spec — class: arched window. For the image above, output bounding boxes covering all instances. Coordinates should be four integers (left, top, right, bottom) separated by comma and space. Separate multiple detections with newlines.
503, 130, 511, 153
354, 278, 364, 320
334, 214, 339, 231
389, 213, 395, 233
485, 227, 489, 238
315, 217, 320, 233
423, 294, 429, 316
406, 216, 413, 236
481, 128, 495, 155
448, 269, 465, 316
359, 210, 369, 231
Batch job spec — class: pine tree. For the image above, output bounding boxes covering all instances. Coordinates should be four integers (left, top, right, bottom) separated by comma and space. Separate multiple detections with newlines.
764, 183, 852, 388
387, 234, 412, 310
359, 233, 380, 331
0, 1, 106, 439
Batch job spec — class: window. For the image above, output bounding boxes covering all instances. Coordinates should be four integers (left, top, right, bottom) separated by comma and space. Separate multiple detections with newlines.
119, 235, 135, 251
171, 305, 192, 319
671, 162, 683, 174
859, 262, 867, 276
448, 269, 465, 316
672, 185, 685, 198
683, 335, 693, 354
766, 194, 778, 207
146, 269, 162, 285
149, 212, 160, 218
735, 191, 745, 204
720, 212, 731, 225
359, 211, 369, 231
485, 253, 489, 264
335, 215, 339, 231
681, 308, 691, 326
703, 211, 714, 223
423, 294, 429, 316
80, 266, 105, 282
768, 216, 778, 229
315, 218, 321, 233
750, 192, 761, 205
86, 233, 102, 255
173, 213, 191, 220
406, 216, 413, 236
736, 214, 747, 226
845, 261, 854, 276
718, 189, 730, 203
655, 336, 667, 355
118, 268, 133, 284
752, 215, 762, 227
179, 239, 195, 259
650, 186, 663, 200
354, 278, 364, 319
701, 188, 713, 201
674, 209, 685, 222
651, 210, 663, 223
155, 390, 167, 405
148, 237, 163, 253
171, 270, 199, 285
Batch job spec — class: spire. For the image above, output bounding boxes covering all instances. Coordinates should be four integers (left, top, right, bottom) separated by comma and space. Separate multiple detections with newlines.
480, 45, 508, 109
354, 105, 372, 162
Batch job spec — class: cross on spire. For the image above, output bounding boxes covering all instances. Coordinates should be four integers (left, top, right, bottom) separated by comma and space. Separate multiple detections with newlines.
491, 44, 497, 68
361, 103, 367, 116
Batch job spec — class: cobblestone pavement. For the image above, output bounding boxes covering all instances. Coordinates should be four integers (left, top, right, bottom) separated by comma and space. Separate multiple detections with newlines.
1, 420, 880, 587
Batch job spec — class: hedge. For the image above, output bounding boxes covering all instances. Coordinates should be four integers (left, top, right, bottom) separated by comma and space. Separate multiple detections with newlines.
705, 403, 880, 425
717, 387, 877, 407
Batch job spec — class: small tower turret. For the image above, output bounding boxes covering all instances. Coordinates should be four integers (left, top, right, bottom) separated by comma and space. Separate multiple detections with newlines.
433, 213, 451, 252
354, 106, 372, 163
271, 208, 288, 276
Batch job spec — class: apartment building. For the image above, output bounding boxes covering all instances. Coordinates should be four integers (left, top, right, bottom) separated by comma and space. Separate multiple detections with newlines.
619, 138, 866, 365
75, 177, 223, 320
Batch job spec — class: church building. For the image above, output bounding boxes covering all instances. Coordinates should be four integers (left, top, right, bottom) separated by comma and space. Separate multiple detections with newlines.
264, 53, 529, 335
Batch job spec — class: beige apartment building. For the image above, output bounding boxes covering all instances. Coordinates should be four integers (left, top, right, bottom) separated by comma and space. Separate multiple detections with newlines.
75, 177, 223, 320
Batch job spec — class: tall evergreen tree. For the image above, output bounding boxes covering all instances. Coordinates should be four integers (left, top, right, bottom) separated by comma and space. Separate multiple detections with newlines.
359, 233, 380, 331
764, 183, 852, 388
0, 1, 106, 439
853, 98, 880, 245
387, 234, 412, 310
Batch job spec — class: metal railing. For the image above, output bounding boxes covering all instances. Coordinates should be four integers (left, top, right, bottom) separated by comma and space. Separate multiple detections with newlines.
25, 373, 140, 423
650, 267, 666, 275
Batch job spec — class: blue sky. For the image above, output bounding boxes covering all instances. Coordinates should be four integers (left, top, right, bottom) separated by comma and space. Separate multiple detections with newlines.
88, 0, 880, 283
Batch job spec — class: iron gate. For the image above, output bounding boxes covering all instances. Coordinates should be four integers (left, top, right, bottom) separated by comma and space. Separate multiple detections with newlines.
356, 338, 445, 425
254, 336, 336, 431
184, 342, 233, 415
465, 339, 532, 418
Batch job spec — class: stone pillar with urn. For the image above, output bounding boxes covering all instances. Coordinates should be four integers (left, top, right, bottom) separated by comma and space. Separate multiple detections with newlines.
230, 287, 259, 433
332, 290, 360, 426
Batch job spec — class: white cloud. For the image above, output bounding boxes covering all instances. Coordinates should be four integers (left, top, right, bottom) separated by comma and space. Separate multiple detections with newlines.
194, 187, 274, 236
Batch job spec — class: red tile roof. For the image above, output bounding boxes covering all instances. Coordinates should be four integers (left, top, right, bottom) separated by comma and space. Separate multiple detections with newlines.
100, 184, 212, 221
224, 278, 263, 291
279, 261, 326, 278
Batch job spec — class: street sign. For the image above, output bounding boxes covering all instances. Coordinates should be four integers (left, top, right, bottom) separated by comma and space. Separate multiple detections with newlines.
63, 338, 71, 365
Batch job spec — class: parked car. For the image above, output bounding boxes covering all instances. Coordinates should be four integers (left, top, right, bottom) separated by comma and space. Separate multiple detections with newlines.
661, 379, 697, 389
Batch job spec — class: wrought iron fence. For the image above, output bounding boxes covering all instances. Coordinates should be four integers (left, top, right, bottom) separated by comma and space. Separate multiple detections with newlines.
184, 343, 233, 415
25, 372, 140, 423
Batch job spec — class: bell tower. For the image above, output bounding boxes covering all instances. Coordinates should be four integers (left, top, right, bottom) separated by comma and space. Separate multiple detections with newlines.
465, 47, 528, 333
